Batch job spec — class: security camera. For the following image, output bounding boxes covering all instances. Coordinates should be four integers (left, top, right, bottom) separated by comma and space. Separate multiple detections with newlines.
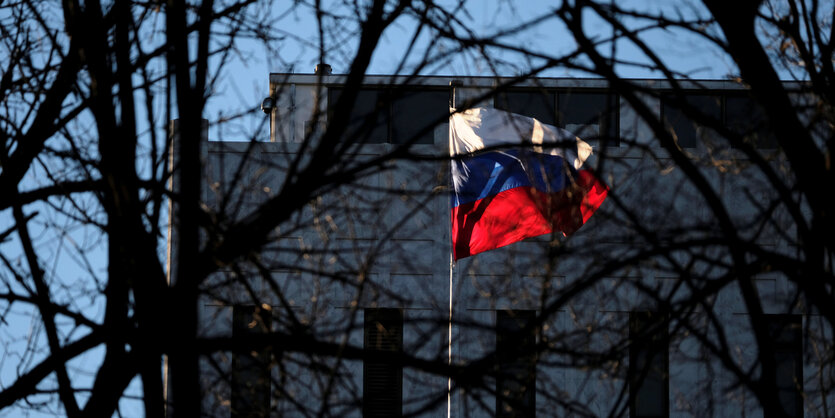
261, 97, 275, 114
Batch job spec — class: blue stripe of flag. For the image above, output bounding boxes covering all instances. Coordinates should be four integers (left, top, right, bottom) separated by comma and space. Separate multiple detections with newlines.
451, 149, 576, 208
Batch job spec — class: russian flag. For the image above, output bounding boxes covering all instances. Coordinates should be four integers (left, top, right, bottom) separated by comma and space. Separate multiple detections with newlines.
450, 107, 609, 260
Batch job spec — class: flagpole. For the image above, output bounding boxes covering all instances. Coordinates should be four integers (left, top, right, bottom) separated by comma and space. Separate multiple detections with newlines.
447, 244, 453, 418
447, 79, 461, 418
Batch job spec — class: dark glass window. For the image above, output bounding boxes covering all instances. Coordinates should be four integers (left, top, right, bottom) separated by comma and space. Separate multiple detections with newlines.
495, 90, 557, 125
496, 310, 537, 418
232, 305, 272, 418
764, 315, 803, 418
328, 87, 389, 143
364, 308, 403, 417
391, 89, 448, 144
558, 91, 619, 147
725, 95, 777, 149
629, 311, 669, 418
660, 94, 721, 148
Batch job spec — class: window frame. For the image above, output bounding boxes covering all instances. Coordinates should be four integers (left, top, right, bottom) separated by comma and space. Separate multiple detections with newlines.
390, 87, 449, 145
494, 88, 557, 126
556, 88, 620, 148
231, 305, 273, 417
724, 93, 778, 149
628, 311, 670, 418
659, 90, 778, 150
495, 309, 537, 418
327, 86, 391, 144
363, 307, 404, 418
493, 88, 621, 148
763, 314, 804, 418
659, 92, 723, 149
328, 85, 448, 145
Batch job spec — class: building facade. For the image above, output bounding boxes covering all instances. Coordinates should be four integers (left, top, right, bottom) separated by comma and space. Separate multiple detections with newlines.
178, 72, 827, 417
